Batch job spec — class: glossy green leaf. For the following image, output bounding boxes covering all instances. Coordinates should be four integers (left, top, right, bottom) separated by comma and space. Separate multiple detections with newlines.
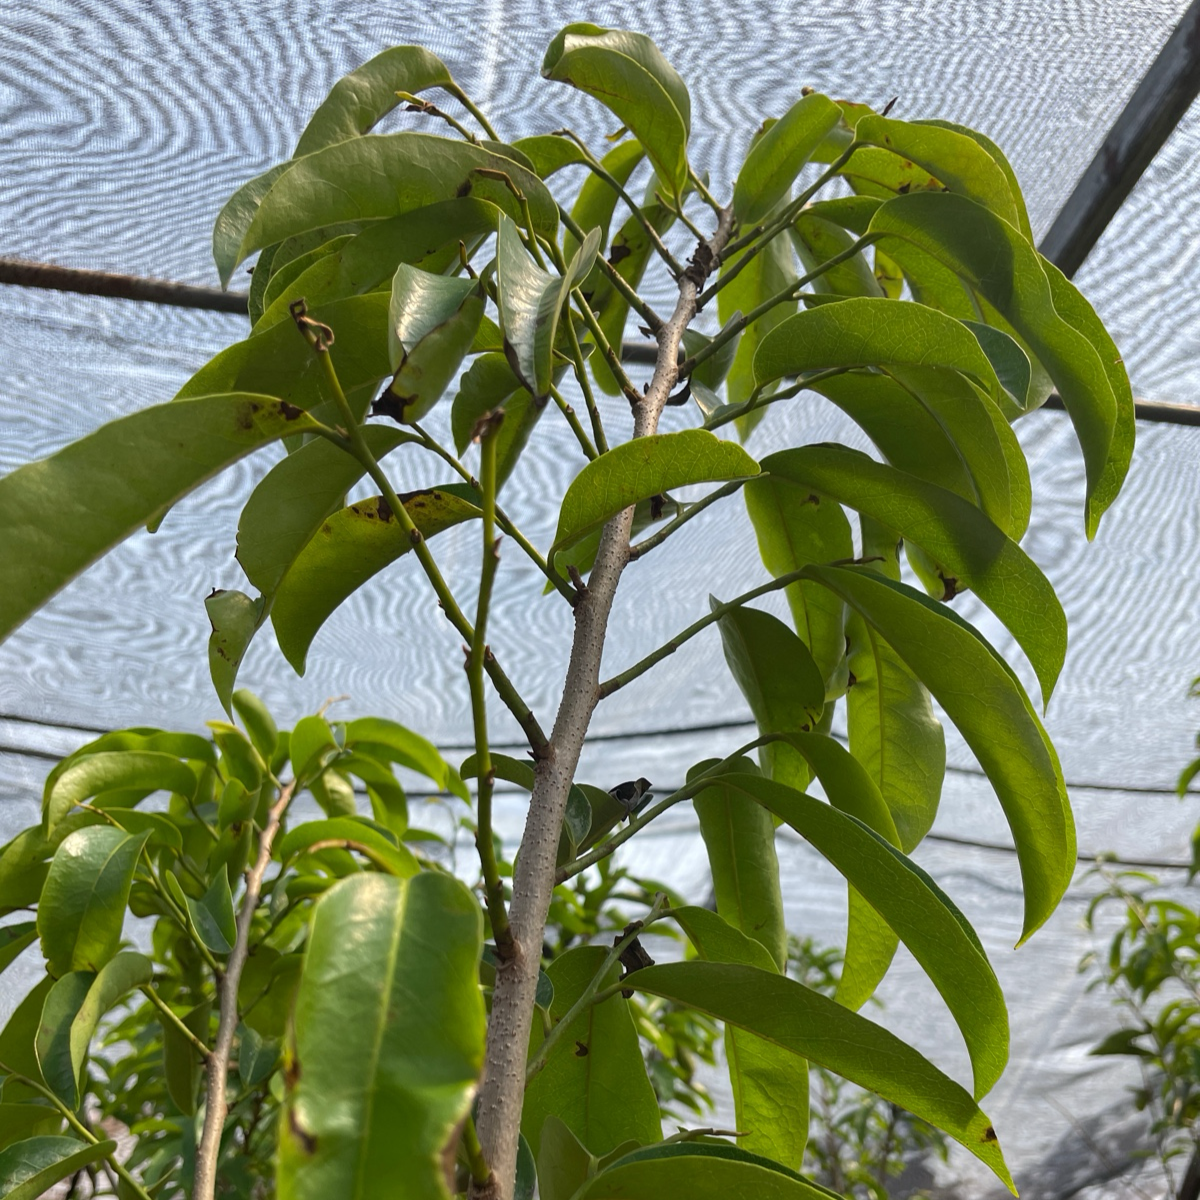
216, 779, 254, 832
734, 94, 841, 224
523, 945, 662, 1158
231, 689, 279, 763
0, 977, 53, 1101
384, 267, 483, 421
271, 484, 481, 673
673, 906, 808, 1167
335, 755, 408, 834
238, 1024, 280, 1088
551, 430, 758, 557
277, 872, 485, 1200
36, 952, 153, 1107
185, 873, 237, 955
345, 717, 465, 799
580, 1143, 843, 1199
209, 722, 265, 791
260, 234, 356, 315
238, 133, 558, 272
965, 321, 1032, 409
205, 588, 265, 715
542, 25, 690, 195
0, 923, 37, 978
764, 444, 1066, 701
718, 224, 797, 439
497, 216, 600, 398
0, 1136, 118, 1200
689, 762, 787, 971
0, 832, 50, 916
712, 606, 824, 791
743, 476, 852, 694
38, 827, 148, 978
625, 962, 1012, 1188
41, 752, 196, 838
214, 163, 290, 288
791, 211, 883, 298
682, 323, 741, 392
549, 494, 680, 590
0, 393, 319, 645
854, 115, 1021, 228
804, 564, 1073, 942
289, 716, 337, 785
714, 772, 1007, 1097
163, 998, 209, 1116
278, 817, 419, 878
868, 192, 1127, 536
567, 139, 644, 261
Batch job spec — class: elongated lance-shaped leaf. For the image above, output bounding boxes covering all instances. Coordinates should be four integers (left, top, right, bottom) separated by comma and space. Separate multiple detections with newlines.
497, 215, 600, 398
0, 393, 319, 646
689, 761, 788, 971
278, 817, 419, 878
542, 25, 690, 196
867, 191, 1129, 536
260, 233, 356, 315
764, 444, 1066, 701
383, 266, 484, 421
734, 93, 842, 224
672, 906, 809, 1168
522, 945, 662, 1158
754, 296, 1009, 412
0, 1137, 119, 1200
551, 430, 758, 558
625, 961, 1012, 1189
805, 564, 1074, 942
712, 606, 825, 791
713, 773, 1007, 1098
206, 588, 265, 716
567, 139, 645, 262
344, 717, 466, 800
277, 873, 484, 1200
236, 133, 558, 273
271, 484, 481, 674
743, 476, 852, 694
38, 827, 149, 978
451, 354, 547, 492
36, 951, 153, 1107
256, 199, 500, 330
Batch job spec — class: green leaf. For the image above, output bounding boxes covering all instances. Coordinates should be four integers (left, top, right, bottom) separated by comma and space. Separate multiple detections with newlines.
41, 751, 197, 838
238, 134, 558, 273
542, 25, 690, 195
277, 817, 419, 879
523, 945, 662, 1158
567, 139, 644, 260
791, 211, 883, 298
345, 717, 464, 799
804, 564, 1073, 943
162, 998, 209, 1115
271, 484, 481, 673
239, 1024, 280, 1088
0, 832, 50, 917
512, 134, 591, 178
733, 94, 841, 224
551, 430, 758, 557
624, 962, 1012, 1189
205, 589, 266, 716
0, 923, 37, 978
743, 476, 852, 694
217, 779, 256, 832
673, 907, 809, 1168
208, 722, 265, 791
231, 689, 279, 763
714, 773, 1007, 1098
295, 45, 454, 157
289, 716, 337, 784
497, 216, 600, 398
183, 872, 237, 954
214, 163, 290, 288
689, 762, 788, 972
867, 192, 1127, 536
763, 444, 1066, 701
711, 606, 825, 791
0, 977, 53, 1095
0, 1106, 59, 1154
0, 1136, 118, 1200
384, 267, 484, 421
536, 1115, 595, 1200
964, 320, 1032, 409
37, 828, 149, 978
36, 952, 153, 1107
276, 872, 485, 1200
754, 296, 1008, 413
580, 1141, 841, 1199
853, 115, 1021, 228
260, 234, 356, 315
0, 393, 319, 646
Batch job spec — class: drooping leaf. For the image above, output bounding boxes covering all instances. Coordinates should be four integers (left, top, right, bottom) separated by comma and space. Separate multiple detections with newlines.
0, 976, 54, 1100
238, 133, 558, 273
804, 564, 1073, 943
790, 211, 883, 298
733, 94, 842, 224
711, 606, 825, 791
260, 234, 357, 315
672, 906, 809, 1168
763, 445, 1066, 701
0, 394, 319, 645
512, 134, 591, 178
183, 872, 237, 955
271, 485, 481, 673
277, 817, 419, 878
536, 1115, 596, 1200
964, 321, 1032, 409
36, 952, 153, 1107
542, 25, 690, 195
231, 689, 279, 763
522, 945, 662, 1158
497, 216, 600, 398
0, 923, 37, 978
450, 354, 547, 490
0, 1136, 118, 1200
38, 827, 149, 978
205, 589, 265, 716
550, 430, 757, 557
276, 872, 485, 1200
867, 192, 1128, 536
239, 1024, 280, 1088
163, 998, 210, 1116
624, 962, 1012, 1188
208, 722, 265, 791
214, 163, 291, 289
567, 139, 645, 261
344, 717, 466, 800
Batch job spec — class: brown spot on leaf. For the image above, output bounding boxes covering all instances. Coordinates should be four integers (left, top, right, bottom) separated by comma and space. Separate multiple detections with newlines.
846, 670, 856, 689
574, 1040, 589, 1057
608, 243, 631, 266
456, 179, 473, 198
940, 574, 960, 601
982, 1126, 997, 1143
897, 182, 911, 194
278, 400, 303, 421
376, 497, 393, 522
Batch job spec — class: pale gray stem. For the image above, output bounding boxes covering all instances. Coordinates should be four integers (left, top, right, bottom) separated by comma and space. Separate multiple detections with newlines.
471, 206, 735, 1200
193, 780, 296, 1200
